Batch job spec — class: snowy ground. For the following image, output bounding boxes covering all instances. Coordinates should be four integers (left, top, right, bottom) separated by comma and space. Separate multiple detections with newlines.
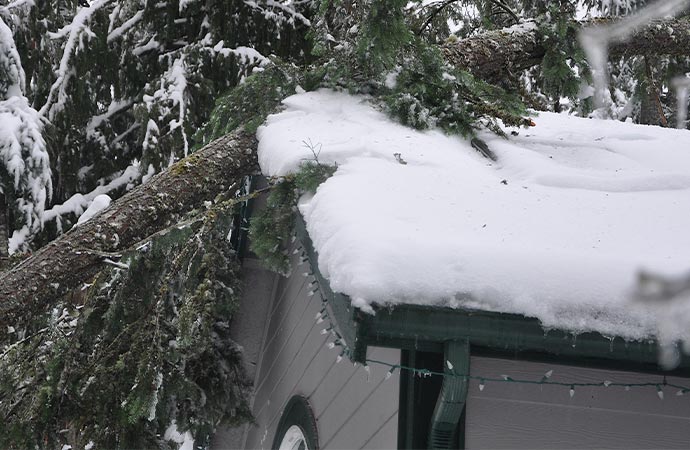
258, 89, 690, 342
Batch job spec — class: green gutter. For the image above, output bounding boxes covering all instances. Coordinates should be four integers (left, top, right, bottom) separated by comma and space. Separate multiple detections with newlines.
356, 303, 690, 371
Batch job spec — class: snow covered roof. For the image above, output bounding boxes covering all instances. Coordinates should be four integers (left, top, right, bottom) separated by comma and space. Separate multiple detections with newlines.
257, 89, 690, 341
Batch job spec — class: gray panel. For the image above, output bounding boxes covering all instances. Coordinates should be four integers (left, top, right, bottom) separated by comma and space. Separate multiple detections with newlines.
253, 272, 309, 393
466, 356, 690, 449
324, 364, 400, 449
251, 287, 318, 420
360, 411, 398, 450
316, 347, 400, 448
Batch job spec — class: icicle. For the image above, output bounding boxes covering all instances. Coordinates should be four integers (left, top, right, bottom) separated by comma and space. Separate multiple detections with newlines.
336, 351, 344, 364
569, 385, 575, 398
364, 364, 370, 382
446, 360, 454, 371
479, 379, 485, 392
657, 385, 664, 400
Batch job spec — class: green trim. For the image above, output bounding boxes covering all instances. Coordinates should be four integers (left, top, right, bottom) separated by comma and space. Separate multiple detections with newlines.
294, 214, 360, 357
429, 340, 469, 449
356, 304, 690, 370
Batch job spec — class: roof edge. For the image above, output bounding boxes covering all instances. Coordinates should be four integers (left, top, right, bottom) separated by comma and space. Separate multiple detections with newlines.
294, 212, 689, 372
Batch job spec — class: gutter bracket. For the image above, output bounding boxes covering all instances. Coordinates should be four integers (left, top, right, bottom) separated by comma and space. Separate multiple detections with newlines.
428, 339, 469, 449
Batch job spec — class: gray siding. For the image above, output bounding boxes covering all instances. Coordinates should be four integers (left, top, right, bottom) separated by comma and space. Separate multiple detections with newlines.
210, 257, 279, 450
465, 356, 690, 449
243, 255, 400, 450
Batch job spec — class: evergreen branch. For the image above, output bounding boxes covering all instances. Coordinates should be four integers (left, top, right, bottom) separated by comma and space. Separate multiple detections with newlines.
417, 0, 457, 36
488, 0, 519, 25
38, 0, 116, 121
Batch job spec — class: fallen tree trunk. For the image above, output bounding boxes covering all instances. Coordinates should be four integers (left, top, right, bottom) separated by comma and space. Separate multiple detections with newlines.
0, 130, 258, 328
442, 17, 690, 82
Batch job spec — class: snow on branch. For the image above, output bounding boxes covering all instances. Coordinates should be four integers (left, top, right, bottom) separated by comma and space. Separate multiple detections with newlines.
38, 0, 115, 122
1, 97, 51, 254
106, 9, 144, 44
143, 55, 190, 156
0, 16, 24, 97
85, 98, 134, 141
0, 0, 34, 15
42, 162, 141, 233
0, 16, 50, 254
243, 0, 312, 27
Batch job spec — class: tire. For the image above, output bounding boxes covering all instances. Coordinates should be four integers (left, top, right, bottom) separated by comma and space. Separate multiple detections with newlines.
272, 395, 319, 450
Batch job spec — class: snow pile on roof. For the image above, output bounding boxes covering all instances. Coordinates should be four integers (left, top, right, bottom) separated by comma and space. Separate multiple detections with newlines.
258, 89, 690, 341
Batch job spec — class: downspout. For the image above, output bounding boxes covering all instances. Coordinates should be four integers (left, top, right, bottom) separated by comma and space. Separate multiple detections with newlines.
428, 340, 470, 449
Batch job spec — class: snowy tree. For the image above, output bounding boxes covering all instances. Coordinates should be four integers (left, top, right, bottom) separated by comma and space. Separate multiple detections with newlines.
0, 14, 50, 255
0, 0, 689, 448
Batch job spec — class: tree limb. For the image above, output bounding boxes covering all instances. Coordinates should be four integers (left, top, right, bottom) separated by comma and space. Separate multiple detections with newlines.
0, 129, 258, 328
442, 16, 690, 82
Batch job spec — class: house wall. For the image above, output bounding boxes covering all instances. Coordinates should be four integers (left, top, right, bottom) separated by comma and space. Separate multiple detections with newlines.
465, 356, 690, 449
242, 253, 400, 450
210, 257, 280, 449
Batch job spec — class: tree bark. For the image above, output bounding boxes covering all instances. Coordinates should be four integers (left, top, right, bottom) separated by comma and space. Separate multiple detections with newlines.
0, 130, 258, 328
0, 193, 7, 261
442, 17, 690, 82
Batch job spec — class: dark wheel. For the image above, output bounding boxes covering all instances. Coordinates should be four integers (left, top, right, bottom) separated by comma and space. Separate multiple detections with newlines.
272, 395, 319, 450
